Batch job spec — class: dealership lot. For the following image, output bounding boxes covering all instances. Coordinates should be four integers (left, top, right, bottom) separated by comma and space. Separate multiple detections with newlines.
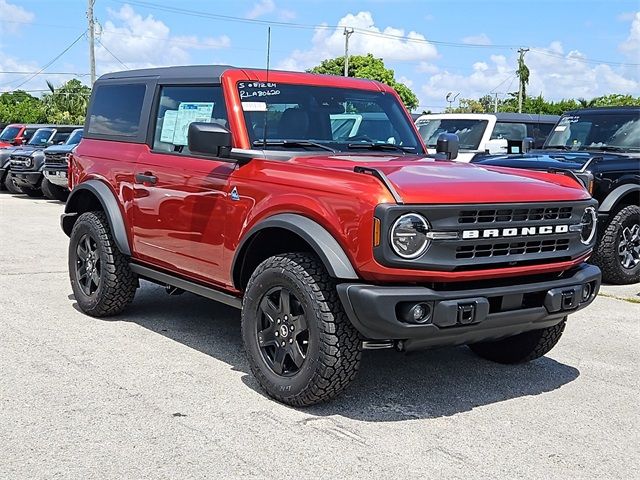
1, 192, 638, 479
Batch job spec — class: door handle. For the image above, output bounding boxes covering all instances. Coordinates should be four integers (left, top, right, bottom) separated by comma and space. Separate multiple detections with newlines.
135, 172, 157, 185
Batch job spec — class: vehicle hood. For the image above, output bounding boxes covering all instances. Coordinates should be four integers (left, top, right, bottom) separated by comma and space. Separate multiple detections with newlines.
44, 144, 76, 154
9, 145, 43, 156
471, 149, 637, 171
291, 154, 590, 204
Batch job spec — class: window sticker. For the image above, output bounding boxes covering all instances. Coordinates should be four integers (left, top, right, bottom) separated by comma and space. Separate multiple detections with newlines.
242, 101, 267, 111
554, 125, 567, 132
238, 82, 280, 99
160, 110, 178, 143
160, 102, 214, 145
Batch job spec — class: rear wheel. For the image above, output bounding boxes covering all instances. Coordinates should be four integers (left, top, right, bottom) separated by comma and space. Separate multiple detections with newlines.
3, 174, 23, 194
468, 320, 566, 364
42, 178, 69, 202
69, 211, 138, 317
241, 253, 361, 407
592, 205, 640, 284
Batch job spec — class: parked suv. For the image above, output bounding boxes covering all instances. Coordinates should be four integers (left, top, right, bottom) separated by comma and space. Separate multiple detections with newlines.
415, 113, 559, 162
0, 123, 41, 148
473, 107, 640, 284
62, 66, 600, 406
41, 128, 83, 201
8, 125, 81, 197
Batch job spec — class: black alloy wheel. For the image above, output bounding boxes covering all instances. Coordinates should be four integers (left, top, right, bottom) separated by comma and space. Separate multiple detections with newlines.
257, 286, 309, 376
75, 233, 102, 296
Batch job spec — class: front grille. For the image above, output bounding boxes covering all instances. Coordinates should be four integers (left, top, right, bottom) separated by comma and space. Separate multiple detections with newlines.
45, 153, 66, 166
458, 207, 572, 224
9, 155, 32, 171
456, 238, 570, 259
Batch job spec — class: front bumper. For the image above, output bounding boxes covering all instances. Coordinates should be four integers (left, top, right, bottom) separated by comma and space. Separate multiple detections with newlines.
43, 166, 69, 187
11, 171, 42, 188
337, 263, 600, 351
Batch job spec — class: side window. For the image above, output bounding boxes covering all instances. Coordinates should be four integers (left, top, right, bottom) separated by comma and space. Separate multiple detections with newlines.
87, 84, 146, 137
51, 131, 71, 144
153, 85, 228, 155
23, 129, 36, 141
491, 122, 527, 140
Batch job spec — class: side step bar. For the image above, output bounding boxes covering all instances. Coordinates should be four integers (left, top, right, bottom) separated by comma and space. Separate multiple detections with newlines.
129, 263, 242, 309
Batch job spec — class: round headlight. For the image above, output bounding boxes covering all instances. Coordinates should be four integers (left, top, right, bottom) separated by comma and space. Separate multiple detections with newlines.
580, 206, 597, 245
25, 157, 33, 168
390, 213, 430, 259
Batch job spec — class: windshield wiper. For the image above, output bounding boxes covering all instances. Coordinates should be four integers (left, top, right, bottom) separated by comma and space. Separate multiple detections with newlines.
579, 145, 639, 153
253, 140, 336, 152
347, 142, 412, 153
542, 145, 575, 151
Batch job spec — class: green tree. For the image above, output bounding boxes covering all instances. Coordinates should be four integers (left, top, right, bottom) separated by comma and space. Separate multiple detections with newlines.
0, 90, 46, 123
309, 54, 419, 110
41, 79, 91, 124
589, 94, 640, 107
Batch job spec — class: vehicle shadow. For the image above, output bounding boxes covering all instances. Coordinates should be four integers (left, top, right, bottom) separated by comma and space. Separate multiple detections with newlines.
77, 281, 580, 422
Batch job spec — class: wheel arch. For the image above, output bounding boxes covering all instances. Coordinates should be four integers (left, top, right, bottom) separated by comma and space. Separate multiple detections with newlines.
62, 179, 131, 256
231, 213, 358, 290
599, 184, 640, 215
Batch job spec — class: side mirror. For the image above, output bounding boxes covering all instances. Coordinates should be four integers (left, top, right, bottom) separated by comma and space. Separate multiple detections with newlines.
188, 122, 232, 158
521, 137, 534, 153
435, 133, 459, 160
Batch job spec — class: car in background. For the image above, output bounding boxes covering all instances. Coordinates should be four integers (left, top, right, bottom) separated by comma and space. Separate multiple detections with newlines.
415, 113, 559, 161
472, 107, 640, 284
330, 112, 404, 144
0, 124, 43, 148
41, 128, 83, 201
7, 125, 81, 197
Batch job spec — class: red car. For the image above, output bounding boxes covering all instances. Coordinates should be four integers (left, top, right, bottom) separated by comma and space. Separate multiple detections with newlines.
61, 66, 601, 406
0, 123, 40, 148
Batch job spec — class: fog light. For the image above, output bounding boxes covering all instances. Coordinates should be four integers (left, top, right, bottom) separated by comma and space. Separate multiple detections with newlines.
581, 283, 593, 302
397, 302, 432, 324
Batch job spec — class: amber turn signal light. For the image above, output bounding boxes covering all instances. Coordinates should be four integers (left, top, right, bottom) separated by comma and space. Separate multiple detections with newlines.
373, 217, 381, 246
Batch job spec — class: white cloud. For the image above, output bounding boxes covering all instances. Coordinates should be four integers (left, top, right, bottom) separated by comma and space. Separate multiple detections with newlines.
619, 11, 640, 56
618, 11, 637, 22
461, 33, 492, 46
419, 42, 639, 110
278, 11, 438, 71
246, 0, 295, 21
0, 0, 35, 33
96, 5, 231, 72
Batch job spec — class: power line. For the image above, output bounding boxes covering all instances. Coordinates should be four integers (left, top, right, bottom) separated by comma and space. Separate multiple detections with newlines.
0, 31, 87, 90
95, 38, 128, 69
0, 71, 90, 75
529, 48, 640, 67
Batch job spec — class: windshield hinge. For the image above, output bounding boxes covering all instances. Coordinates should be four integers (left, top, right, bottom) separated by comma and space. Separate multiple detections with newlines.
547, 168, 587, 190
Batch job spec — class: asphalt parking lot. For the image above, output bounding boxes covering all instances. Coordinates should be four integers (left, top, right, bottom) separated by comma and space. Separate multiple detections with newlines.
1, 191, 638, 479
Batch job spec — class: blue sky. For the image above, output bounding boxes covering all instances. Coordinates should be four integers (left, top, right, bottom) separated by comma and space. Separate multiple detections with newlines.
1, 0, 638, 111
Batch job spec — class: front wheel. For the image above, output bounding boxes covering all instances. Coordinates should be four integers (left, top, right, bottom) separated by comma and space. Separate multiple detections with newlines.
241, 253, 361, 407
592, 205, 640, 284
42, 178, 69, 202
69, 211, 138, 317
468, 320, 566, 364
22, 186, 42, 198
4, 174, 23, 194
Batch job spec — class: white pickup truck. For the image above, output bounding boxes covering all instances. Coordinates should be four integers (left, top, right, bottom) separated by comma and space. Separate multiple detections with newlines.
415, 113, 559, 162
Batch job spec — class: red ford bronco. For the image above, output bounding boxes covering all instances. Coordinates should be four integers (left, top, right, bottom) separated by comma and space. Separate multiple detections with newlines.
62, 66, 601, 406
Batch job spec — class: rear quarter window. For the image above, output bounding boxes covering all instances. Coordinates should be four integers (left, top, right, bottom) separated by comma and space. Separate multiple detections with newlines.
87, 84, 146, 137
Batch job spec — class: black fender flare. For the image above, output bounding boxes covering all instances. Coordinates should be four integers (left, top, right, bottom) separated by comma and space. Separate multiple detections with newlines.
232, 213, 359, 285
598, 184, 640, 214
62, 179, 131, 256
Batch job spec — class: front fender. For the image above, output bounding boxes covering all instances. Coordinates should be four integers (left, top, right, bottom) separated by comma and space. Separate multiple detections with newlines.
599, 183, 640, 214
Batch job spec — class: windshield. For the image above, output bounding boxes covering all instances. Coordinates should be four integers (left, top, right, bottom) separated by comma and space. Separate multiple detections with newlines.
65, 129, 83, 145
27, 129, 54, 146
416, 119, 488, 150
238, 82, 424, 154
545, 111, 640, 151
0, 126, 21, 141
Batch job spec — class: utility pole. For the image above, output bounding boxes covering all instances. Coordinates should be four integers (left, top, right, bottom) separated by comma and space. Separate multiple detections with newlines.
517, 47, 530, 113
343, 28, 354, 77
493, 92, 498, 113
87, 0, 96, 85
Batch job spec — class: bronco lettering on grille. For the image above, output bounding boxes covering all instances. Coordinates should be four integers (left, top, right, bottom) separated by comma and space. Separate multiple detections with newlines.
462, 225, 569, 239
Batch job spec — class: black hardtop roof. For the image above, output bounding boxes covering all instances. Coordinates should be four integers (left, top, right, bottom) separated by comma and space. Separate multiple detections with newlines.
493, 112, 559, 122
564, 106, 640, 115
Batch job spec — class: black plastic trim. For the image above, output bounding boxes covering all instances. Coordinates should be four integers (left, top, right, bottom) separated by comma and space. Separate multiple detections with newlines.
599, 183, 640, 213
62, 180, 131, 256
353, 166, 403, 204
232, 213, 358, 287
130, 263, 242, 309
336, 263, 600, 345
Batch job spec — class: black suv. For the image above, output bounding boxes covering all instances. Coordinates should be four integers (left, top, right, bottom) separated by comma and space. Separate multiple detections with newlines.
473, 107, 640, 284
7, 125, 81, 197
41, 128, 83, 201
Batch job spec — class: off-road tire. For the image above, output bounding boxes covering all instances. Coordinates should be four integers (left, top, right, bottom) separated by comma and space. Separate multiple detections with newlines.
41, 178, 69, 202
241, 253, 361, 407
22, 186, 42, 198
591, 205, 640, 284
468, 319, 566, 364
69, 211, 137, 317
3, 174, 23, 194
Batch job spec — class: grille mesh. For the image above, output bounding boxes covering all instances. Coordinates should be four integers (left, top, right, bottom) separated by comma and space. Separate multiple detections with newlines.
456, 239, 570, 259
45, 153, 67, 166
458, 207, 572, 224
